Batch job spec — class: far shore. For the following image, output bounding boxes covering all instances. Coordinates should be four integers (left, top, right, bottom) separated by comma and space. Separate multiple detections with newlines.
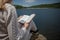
16, 8, 60, 9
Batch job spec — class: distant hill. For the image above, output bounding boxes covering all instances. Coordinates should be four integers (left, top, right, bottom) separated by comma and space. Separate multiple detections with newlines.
14, 5, 24, 9
29, 3, 60, 8
14, 3, 60, 9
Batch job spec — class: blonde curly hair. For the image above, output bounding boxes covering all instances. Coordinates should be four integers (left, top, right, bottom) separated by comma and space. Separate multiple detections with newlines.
0, 0, 12, 10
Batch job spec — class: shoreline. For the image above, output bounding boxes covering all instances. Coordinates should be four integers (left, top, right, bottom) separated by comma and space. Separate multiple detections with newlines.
16, 8, 60, 9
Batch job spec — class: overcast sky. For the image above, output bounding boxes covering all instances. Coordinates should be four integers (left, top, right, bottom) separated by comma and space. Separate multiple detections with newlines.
13, 0, 60, 7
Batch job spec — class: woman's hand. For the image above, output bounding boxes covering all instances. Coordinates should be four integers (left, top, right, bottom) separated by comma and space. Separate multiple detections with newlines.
18, 16, 29, 29
23, 23, 29, 29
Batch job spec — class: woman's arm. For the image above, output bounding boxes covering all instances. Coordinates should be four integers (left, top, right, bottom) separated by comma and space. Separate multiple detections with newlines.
10, 6, 29, 40
17, 23, 29, 40
17, 27, 27, 40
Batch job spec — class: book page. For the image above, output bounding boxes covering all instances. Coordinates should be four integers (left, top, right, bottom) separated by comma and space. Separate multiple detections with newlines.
26, 14, 35, 23
18, 14, 35, 23
18, 15, 30, 23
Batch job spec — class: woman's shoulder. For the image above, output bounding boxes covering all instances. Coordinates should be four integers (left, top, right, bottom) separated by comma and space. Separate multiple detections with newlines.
5, 3, 16, 10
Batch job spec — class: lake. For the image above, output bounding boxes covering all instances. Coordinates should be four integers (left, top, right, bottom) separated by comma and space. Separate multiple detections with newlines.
17, 8, 60, 40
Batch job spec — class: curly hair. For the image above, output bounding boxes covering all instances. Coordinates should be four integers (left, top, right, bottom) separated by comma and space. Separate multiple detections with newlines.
0, 0, 12, 10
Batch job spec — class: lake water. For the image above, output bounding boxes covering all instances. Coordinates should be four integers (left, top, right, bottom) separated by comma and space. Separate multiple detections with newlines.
17, 8, 60, 40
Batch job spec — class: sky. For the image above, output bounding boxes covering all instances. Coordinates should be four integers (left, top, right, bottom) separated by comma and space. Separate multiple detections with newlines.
13, 0, 60, 7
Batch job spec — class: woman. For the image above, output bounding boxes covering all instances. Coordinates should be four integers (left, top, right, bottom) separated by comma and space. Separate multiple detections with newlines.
0, 0, 37, 40
0, 0, 29, 40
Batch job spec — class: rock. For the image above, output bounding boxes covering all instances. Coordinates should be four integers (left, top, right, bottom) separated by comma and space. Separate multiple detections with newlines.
30, 32, 47, 40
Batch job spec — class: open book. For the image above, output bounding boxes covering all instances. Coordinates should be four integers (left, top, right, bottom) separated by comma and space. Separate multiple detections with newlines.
18, 14, 36, 23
